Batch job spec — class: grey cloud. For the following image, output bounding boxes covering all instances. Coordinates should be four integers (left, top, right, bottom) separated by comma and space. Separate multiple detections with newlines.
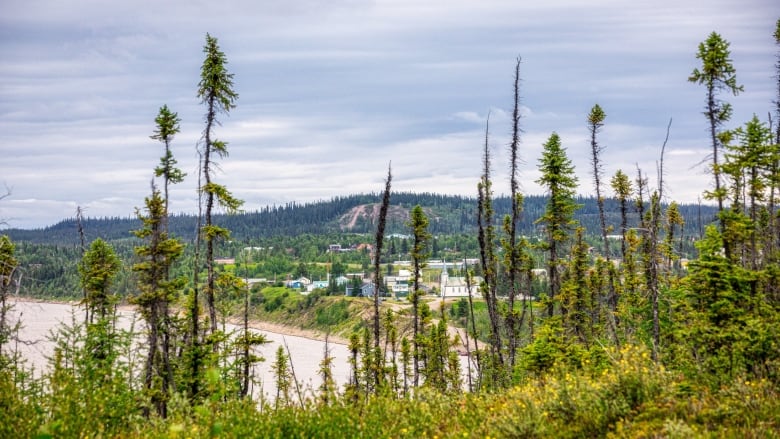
0, 0, 776, 229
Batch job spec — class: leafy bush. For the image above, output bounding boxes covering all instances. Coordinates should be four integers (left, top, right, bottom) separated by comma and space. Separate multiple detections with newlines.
315, 300, 350, 327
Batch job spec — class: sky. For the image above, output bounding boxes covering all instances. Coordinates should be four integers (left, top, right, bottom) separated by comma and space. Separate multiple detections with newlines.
1, 0, 778, 230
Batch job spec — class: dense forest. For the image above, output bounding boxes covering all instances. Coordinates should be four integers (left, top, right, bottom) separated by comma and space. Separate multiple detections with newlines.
4, 192, 717, 244
6, 194, 715, 300
2, 23, 780, 438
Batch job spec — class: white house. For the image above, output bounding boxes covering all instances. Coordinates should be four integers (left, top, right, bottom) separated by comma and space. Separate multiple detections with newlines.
286, 277, 311, 289
386, 269, 412, 298
307, 280, 330, 292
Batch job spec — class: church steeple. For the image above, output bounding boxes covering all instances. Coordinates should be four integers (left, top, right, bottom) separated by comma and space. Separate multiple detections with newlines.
440, 260, 448, 295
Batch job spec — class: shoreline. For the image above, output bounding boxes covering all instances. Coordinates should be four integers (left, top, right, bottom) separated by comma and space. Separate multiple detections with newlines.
228, 317, 349, 346
9, 296, 348, 346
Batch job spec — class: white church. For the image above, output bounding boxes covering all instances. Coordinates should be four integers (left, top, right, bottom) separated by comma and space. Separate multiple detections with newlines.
439, 268, 482, 298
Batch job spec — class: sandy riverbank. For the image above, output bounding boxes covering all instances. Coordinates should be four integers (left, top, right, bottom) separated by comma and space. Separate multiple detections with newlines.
229, 317, 349, 346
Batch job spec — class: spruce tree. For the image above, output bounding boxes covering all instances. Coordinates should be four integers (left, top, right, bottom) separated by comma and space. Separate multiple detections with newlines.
197, 33, 243, 336
408, 204, 430, 387
79, 239, 121, 323
79, 239, 122, 368
611, 170, 633, 262
535, 132, 579, 317
132, 186, 185, 417
151, 105, 185, 223
725, 115, 773, 269
664, 202, 685, 273
587, 103, 619, 344
0, 235, 18, 359
688, 32, 743, 217
561, 227, 590, 345
272, 346, 291, 408
588, 104, 609, 259
318, 338, 336, 404
769, 19, 780, 299
610, 169, 633, 335
644, 192, 662, 361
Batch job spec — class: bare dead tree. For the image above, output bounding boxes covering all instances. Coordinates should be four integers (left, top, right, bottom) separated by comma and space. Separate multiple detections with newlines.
373, 164, 392, 351
476, 113, 505, 385
657, 118, 673, 202
0, 184, 11, 227
463, 261, 482, 391
283, 338, 305, 406
505, 57, 523, 367
75, 206, 89, 325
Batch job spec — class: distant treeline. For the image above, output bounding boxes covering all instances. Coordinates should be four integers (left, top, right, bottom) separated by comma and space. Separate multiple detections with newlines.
4, 192, 718, 245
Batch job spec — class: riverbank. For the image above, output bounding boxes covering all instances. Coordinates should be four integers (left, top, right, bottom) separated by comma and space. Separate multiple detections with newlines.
9, 296, 349, 346
230, 317, 349, 346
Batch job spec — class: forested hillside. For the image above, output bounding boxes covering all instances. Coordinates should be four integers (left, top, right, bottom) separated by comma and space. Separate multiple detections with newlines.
4, 192, 717, 245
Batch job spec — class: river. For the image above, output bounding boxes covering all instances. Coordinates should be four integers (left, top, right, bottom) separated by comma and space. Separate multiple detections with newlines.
5, 300, 351, 401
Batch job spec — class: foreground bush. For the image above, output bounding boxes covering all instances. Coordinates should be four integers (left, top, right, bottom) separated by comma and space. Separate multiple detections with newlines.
5, 343, 775, 438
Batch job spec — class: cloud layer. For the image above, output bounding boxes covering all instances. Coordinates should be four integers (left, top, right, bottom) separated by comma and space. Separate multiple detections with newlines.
0, 0, 777, 228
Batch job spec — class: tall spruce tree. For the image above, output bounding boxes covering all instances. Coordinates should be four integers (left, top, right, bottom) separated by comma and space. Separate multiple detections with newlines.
146, 105, 186, 412
535, 132, 579, 317
197, 34, 243, 336
132, 185, 185, 417
725, 115, 773, 269
645, 191, 663, 361
770, 19, 780, 299
688, 32, 743, 218
561, 227, 590, 345
588, 104, 609, 259
587, 103, 619, 344
408, 204, 430, 387
775, 19, 780, 149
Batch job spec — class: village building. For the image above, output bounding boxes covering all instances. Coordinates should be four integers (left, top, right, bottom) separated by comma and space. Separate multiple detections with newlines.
305, 274, 349, 293
439, 268, 483, 298
345, 281, 386, 298
286, 276, 311, 289
308, 280, 329, 291
385, 269, 412, 298
246, 278, 268, 287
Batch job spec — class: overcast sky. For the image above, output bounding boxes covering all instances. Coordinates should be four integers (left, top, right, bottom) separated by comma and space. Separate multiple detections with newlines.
1, 0, 778, 229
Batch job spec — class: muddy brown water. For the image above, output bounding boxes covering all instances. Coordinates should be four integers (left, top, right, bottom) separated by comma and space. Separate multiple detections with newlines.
6, 300, 351, 401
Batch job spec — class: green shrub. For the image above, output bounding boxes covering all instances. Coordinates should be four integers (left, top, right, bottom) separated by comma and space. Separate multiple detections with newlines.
315, 300, 350, 327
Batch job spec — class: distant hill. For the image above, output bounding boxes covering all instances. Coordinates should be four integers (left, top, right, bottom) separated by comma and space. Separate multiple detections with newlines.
3, 192, 718, 245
